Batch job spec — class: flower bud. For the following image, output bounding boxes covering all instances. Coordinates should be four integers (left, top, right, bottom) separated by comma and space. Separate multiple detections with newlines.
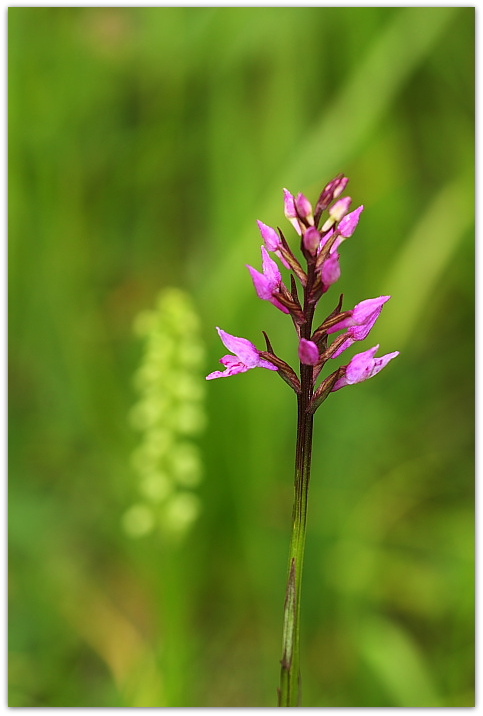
320, 252, 341, 288
299, 338, 319, 366
283, 188, 302, 235
303, 226, 321, 255
321, 197, 350, 231
295, 193, 314, 225
315, 175, 349, 217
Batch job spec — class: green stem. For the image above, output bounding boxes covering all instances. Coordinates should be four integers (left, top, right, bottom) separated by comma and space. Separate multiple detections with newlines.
278, 277, 315, 707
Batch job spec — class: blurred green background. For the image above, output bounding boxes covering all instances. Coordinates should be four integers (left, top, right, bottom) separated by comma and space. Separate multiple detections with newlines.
9, 7, 474, 707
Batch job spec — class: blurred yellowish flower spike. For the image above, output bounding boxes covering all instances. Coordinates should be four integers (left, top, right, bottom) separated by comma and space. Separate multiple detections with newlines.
123, 288, 205, 541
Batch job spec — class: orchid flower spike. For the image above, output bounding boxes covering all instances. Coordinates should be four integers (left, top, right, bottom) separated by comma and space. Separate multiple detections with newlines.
206, 328, 278, 380
327, 296, 391, 358
332, 344, 399, 391
247, 246, 290, 314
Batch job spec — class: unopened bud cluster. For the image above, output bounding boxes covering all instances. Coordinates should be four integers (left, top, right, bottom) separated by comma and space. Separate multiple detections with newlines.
207, 174, 398, 411
124, 288, 205, 540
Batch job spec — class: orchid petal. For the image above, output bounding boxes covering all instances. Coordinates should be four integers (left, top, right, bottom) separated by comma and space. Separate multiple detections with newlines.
327, 296, 391, 335
247, 264, 273, 301
338, 205, 364, 238
261, 246, 282, 286
332, 345, 399, 391
295, 193, 314, 224
283, 188, 302, 235
216, 327, 260, 367
257, 220, 280, 252
330, 196, 352, 222
321, 197, 352, 232
352, 296, 390, 323
321, 252, 341, 288
207, 328, 279, 380
303, 227, 321, 255
248, 248, 289, 314
206, 363, 249, 380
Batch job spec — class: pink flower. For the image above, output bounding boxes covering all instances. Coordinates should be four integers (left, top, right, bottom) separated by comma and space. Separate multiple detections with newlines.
332, 345, 399, 391
321, 197, 352, 231
338, 205, 364, 238
316, 206, 364, 287
320, 251, 341, 289
257, 220, 291, 269
294, 193, 314, 225
257, 220, 280, 252
247, 247, 290, 313
299, 339, 319, 366
206, 328, 278, 380
303, 226, 321, 255
317, 175, 349, 208
317, 226, 341, 254
283, 188, 302, 235
327, 296, 390, 357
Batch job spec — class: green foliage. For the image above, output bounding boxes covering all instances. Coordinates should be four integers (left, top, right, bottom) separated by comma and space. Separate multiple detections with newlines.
9, 7, 474, 707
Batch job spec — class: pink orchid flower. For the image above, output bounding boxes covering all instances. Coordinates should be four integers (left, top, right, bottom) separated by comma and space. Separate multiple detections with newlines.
206, 328, 277, 380
327, 296, 391, 358
247, 246, 290, 313
332, 345, 399, 391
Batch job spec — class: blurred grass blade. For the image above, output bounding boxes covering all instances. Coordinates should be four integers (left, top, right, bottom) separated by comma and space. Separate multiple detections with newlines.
380, 175, 474, 348
288, 8, 460, 187
202, 7, 460, 315
357, 614, 441, 706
